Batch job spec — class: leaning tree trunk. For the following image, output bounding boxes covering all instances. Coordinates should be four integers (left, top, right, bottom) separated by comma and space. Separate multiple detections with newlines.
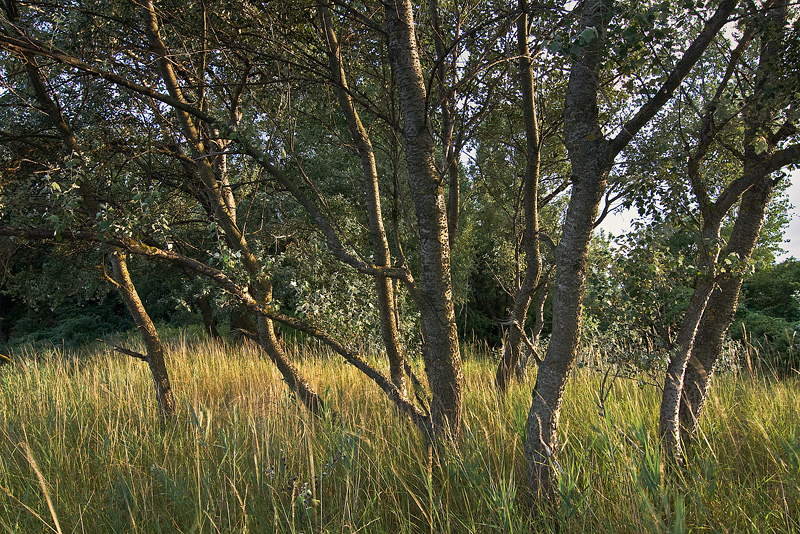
143, 0, 326, 417
111, 252, 176, 421
658, 252, 719, 464
679, 176, 774, 440
385, 0, 463, 436
256, 289, 325, 417
7, 7, 180, 423
318, 0, 409, 395
496, 0, 543, 393
664, 1, 788, 459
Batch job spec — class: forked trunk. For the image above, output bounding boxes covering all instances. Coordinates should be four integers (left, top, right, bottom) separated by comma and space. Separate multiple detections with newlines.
525, 0, 736, 497
10, 15, 179, 422
385, 0, 463, 436
679, 176, 774, 440
669, 1, 787, 455
525, 0, 610, 498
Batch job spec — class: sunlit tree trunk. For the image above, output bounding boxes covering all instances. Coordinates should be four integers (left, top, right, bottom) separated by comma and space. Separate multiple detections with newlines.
5, 0, 180, 421
661, 0, 789, 460
678, 1, 789, 440
524, 0, 612, 498
143, 0, 326, 417
110, 252, 176, 420
317, 0, 409, 395
658, 238, 719, 463
385, 0, 463, 436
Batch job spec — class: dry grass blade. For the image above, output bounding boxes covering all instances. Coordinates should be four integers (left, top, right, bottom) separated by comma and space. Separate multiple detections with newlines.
21, 429, 63, 534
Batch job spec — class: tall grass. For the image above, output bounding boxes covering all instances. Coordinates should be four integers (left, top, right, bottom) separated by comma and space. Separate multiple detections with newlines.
0, 335, 797, 533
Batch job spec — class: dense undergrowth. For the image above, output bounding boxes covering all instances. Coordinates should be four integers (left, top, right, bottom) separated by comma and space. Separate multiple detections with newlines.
0, 335, 798, 533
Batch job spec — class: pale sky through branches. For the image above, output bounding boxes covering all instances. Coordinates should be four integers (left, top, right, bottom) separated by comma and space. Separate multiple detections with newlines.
600, 170, 800, 260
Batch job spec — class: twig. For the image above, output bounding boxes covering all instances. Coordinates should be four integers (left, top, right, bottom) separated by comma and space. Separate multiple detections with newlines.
100, 339, 149, 362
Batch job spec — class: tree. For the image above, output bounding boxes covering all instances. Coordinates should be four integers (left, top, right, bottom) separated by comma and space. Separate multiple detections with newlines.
0, 0, 177, 419
671, 1, 800, 449
525, 0, 739, 497
0, 0, 460, 436
384, 0, 464, 434
494, 0, 547, 392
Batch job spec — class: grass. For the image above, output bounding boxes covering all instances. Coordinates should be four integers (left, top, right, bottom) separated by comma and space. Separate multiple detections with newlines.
0, 334, 798, 533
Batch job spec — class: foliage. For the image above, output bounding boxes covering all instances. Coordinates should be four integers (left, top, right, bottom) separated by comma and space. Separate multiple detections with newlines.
732, 258, 800, 373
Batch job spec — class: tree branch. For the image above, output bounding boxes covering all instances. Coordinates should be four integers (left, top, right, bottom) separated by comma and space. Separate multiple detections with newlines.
609, 0, 739, 157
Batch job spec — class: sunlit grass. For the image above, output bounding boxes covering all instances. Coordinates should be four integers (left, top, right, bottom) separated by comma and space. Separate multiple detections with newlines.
0, 334, 797, 533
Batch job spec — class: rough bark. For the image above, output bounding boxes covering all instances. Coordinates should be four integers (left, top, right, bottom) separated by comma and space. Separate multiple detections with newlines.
658, 254, 718, 463
679, 176, 774, 439
385, 0, 463, 436
678, 1, 789, 442
496, 0, 543, 392
525, 0, 737, 498
317, 0, 408, 395
110, 252, 176, 421
525, 0, 612, 498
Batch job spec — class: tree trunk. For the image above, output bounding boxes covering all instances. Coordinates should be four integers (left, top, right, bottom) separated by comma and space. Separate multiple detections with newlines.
429, 0, 460, 250
256, 291, 326, 417
385, 0, 462, 436
679, 176, 773, 440
143, 0, 326, 417
524, 0, 612, 499
523, 0, 736, 497
8, 4, 180, 422
658, 260, 718, 464
496, 0, 542, 393
111, 252, 176, 421
194, 296, 221, 340
318, 0, 408, 395
664, 1, 787, 458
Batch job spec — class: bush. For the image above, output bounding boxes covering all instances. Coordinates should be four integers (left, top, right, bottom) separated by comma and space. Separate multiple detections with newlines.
731, 311, 799, 374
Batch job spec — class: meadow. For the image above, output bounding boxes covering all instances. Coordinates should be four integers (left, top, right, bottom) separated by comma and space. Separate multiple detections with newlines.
0, 334, 798, 533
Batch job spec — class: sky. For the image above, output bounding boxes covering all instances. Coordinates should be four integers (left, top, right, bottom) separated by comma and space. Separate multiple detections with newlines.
600, 169, 800, 261
779, 174, 800, 260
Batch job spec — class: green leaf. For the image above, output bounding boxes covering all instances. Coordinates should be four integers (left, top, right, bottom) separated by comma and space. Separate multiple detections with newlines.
578, 26, 598, 46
